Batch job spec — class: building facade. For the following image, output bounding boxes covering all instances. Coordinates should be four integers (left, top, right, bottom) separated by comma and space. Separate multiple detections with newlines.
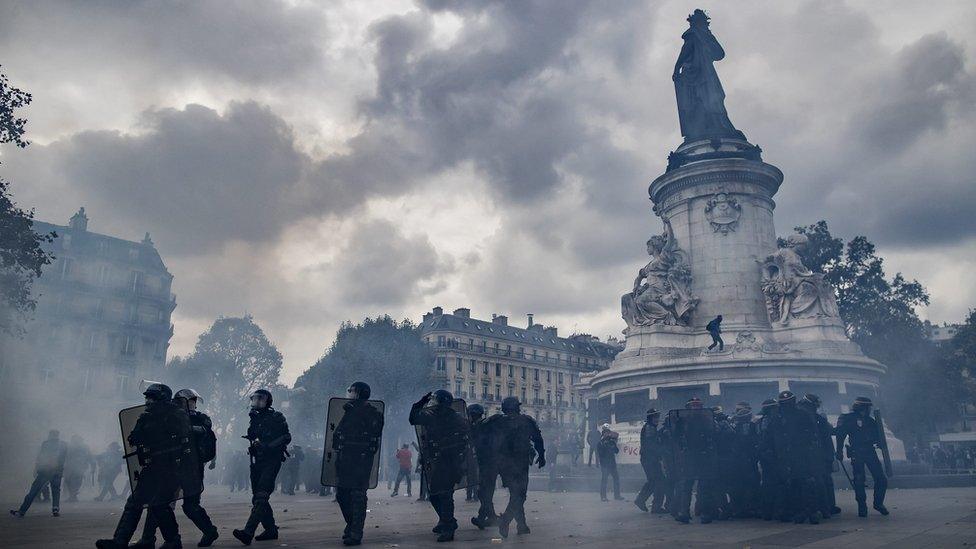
0, 208, 176, 453
419, 306, 621, 428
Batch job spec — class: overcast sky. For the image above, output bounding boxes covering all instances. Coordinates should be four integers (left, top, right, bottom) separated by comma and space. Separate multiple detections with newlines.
2, 1, 974, 384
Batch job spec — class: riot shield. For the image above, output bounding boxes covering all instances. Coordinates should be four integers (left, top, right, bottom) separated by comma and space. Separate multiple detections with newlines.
118, 401, 202, 504
414, 398, 477, 493
874, 409, 894, 478
665, 408, 718, 480
321, 397, 385, 489
769, 406, 819, 480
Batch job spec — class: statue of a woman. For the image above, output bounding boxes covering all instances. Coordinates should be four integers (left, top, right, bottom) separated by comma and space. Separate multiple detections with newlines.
672, 9, 745, 142
760, 234, 840, 326
622, 220, 699, 327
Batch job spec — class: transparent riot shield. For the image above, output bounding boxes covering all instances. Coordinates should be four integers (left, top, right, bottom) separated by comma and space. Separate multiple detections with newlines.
414, 398, 477, 494
665, 408, 718, 480
321, 397, 385, 489
118, 401, 202, 503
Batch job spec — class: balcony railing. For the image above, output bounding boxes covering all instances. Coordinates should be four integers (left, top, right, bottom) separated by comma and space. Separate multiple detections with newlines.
427, 342, 604, 370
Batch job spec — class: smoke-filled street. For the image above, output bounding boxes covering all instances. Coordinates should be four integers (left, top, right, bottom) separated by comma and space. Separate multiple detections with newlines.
6, 486, 976, 548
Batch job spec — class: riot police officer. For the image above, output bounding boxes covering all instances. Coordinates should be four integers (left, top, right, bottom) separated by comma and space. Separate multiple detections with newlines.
799, 394, 839, 518
467, 404, 498, 529
133, 389, 219, 548
727, 403, 760, 518
634, 408, 669, 514
233, 389, 291, 545
96, 384, 195, 549
491, 397, 545, 538
665, 397, 718, 524
755, 398, 782, 521
769, 391, 821, 524
409, 390, 469, 542
333, 381, 384, 546
835, 396, 888, 517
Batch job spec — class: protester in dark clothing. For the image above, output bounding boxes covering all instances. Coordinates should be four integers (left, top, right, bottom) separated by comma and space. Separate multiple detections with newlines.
491, 397, 545, 538
282, 445, 304, 495
586, 428, 601, 467
706, 315, 724, 350
596, 424, 623, 501
94, 442, 124, 502
63, 434, 94, 503
10, 430, 68, 517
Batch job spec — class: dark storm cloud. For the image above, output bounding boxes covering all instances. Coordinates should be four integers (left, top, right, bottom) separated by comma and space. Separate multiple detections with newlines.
5, 101, 308, 255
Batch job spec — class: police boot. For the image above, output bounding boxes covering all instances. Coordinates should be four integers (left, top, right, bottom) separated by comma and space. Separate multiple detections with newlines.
516, 523, 530, 535
232, 530, 253, 546
255, 527, 278, 541
498, 514, 512, 538
857, 502, 868, 517
197, 528, 219, 547
128, 538, 155, 549
634, 500, 649, 512
873, 503, 889, 516
159, 538, 182, 549
96, 541, 123, 549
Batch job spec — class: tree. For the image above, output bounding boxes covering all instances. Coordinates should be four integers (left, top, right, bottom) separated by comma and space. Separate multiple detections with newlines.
292, 316, 434, 448
789, 221, 956, 441
0, 66, 54, 335
168, 315, 283, 440
939, 310, 976, 422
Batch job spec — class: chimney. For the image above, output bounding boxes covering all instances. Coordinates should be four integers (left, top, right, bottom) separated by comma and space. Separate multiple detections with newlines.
422, 312, 433, 323
432, 306, 443, 316
69, 207, 89, 232
526, 313, 534, 328
453, 308, 470, 318
544, 326, 558, 337
492, 315, 508, 326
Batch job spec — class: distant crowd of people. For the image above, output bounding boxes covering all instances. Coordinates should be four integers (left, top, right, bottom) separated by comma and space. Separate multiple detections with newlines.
907, 443, 976, 471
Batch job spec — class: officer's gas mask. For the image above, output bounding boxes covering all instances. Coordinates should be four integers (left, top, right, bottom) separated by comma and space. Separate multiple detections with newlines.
186, 397, 198, 411
346, 386, 360, 400
250, 393, 269, 410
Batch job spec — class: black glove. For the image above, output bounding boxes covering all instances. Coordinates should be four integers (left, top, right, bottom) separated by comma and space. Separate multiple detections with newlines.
418, 392, 433, 405
536, 453, 546, 469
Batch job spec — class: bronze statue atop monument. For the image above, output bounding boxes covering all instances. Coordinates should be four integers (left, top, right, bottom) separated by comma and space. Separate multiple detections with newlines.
672, 9, 746, 142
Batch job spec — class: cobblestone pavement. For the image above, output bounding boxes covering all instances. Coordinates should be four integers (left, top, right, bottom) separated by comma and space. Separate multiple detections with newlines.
6, 486, 975, 548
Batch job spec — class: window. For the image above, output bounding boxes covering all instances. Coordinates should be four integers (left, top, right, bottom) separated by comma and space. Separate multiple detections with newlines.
97, 264, 111, 286
455, 382, 462, 395
532, 349, 538, 359
493, 342, 499, 354
469, 383, 475, 397
128, 247, 140, 261
456, 358, 463, 372
482, 385, 489, 398
129, 271, 143, 293
88, 332, 98, 352
116, 374, 129, 392
469, 360, 476, 374
96, 240, 108, 255
481, 340, 487, 352
506, 344, 511, 356
521, 388, 526, 402
436, 357, 447, 371
41, 368, 55, 385
122, 335, 136, 356
546, 370, 552, 382
60, 258, 73, 280
127, 303, 138, 323
468, 338, 474, 349
534, 369, 539, 381
545, 352, 550, 363
508, 386, 514, 397
508, 364, 514, 377
483, 362, 489, 375
437, 335, 446, 347
495, 385, 501, 399
517, 347, 524, 358
534, 389, 540, 402
154, 340, 165, 359
521, 367, 526, 380
546, 390, 552, 405
495, 363, 501, 376
558, 372, 564, 384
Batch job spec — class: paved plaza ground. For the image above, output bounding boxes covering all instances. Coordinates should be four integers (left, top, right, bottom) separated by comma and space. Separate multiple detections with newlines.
5, 485, 976, 548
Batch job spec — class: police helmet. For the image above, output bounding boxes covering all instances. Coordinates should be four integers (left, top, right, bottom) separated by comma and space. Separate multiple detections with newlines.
467, 403, 485, 419
250, 389, 273, 407
143, 383, 173, 402
802, 393, 822, 408
685, 397, 703, 409
175, 388, 202, 402
501, 397, 521, 414
777, 390, 796, 404
349, 381, 371, 400
432, 389, 453, 405
852, 396, 873, 409
646, 407, 660, 417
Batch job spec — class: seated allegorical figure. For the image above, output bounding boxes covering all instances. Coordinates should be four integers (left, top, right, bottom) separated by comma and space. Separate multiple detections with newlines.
760, 234, 840, 326
622, 219, 699, 328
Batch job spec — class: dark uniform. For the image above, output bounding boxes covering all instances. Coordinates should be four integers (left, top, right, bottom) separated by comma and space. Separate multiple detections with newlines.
282, 445, 304, 495
491, 398, 545, 538
137, 397, 219, 548
95, 442, 124, 501
64, 435, 93, 503
468, 405, 499, 529
11, 431, 67, 517
596, 428, 622, 501
768, 391, 821, 524
664, 399, 719, 524
634, 409, 669, 513
728, 408, 760, 518
799, 394, 839, 519
96, 385, 197, 549
409, 391, 470, 542
755, 399, 783, 521
234, 390, 291, 545
334, 393, 384, 546
835, 397, 888, 517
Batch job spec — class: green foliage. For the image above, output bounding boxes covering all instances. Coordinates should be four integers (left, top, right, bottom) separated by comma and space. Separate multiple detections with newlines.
939, 310, 976, 412
292, 316, 433, 446
0, 67, 55, 335
167, 315, 283, 439
790, 221, 957, 441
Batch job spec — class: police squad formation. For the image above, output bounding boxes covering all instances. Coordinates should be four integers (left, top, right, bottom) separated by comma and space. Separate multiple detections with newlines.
7, 379, 897, 548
